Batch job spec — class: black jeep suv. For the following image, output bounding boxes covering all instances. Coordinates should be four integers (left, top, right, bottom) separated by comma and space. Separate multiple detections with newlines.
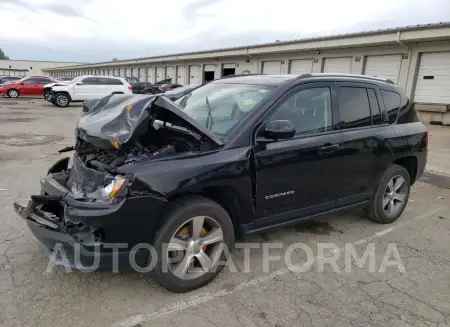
14, 73, 427, 292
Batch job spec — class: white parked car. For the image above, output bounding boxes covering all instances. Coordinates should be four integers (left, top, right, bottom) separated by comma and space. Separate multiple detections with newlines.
49, 76, 133, 107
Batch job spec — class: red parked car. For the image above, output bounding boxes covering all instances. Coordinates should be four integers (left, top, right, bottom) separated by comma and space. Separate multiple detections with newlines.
0, 76, 58, 98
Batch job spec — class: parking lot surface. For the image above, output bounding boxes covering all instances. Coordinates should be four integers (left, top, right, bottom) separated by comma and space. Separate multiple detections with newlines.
1, 99, 450, 327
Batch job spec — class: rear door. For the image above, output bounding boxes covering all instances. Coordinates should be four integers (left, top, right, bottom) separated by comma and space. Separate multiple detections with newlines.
335, 82, 395, 206
96, 77, 112, 97
33, 78, 54, 96
109, 77, 127, 94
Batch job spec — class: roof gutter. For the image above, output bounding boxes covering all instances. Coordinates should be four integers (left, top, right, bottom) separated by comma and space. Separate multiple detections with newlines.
396, 31, 412, 88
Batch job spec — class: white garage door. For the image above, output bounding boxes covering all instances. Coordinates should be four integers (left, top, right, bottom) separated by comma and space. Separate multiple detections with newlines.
156, 67, 164, 81
147, 67, 155, 83
323, 57, 352, 73
289, 59, 313, 75
189, 65, 200, 85
262, 61, 282, 74
204, 64, 215, 72
364, 55, 402, 83
165, 66, 175, 81
177, 66, 187, 85
414, 52, 450, 104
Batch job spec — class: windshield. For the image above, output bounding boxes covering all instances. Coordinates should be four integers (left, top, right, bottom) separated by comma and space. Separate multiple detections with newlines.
166, 84, 197, 94
175, 83, 273, 135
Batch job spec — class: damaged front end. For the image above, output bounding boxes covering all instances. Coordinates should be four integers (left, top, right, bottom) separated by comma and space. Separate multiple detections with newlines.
14, 94, 222, 270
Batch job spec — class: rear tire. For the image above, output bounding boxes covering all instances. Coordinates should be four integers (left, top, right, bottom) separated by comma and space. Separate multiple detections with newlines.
365, 164, 411, 224
7, 89, 19, 98
153, 196, 234, 293
54, 93, 70, 107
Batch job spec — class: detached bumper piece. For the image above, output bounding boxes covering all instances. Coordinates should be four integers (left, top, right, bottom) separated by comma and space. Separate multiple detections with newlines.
14, 196, 62, 230
14, 191, 150, 271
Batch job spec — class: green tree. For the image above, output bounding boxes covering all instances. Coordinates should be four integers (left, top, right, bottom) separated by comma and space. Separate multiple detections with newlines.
0, 48, 10, 60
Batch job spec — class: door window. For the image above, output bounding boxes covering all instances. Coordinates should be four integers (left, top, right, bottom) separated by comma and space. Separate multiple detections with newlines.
35, 78, 52, 84
267, 87, 333, 135
81, 77, 98, 85
97, 77, 123, 85
337, 87, 372, 129
23, 79, 39, 85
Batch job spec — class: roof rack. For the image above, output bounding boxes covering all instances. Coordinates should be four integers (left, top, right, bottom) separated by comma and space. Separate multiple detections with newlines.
306, 73, 395, 84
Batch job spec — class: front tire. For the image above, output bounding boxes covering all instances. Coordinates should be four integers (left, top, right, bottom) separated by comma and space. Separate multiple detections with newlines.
54, 93, 70, 107
7, 89, 19, 98
153, 196, 234, 293
365, 164, 411, 224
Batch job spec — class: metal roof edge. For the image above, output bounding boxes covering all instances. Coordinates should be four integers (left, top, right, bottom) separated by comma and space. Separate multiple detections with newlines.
43, 21, 450, 71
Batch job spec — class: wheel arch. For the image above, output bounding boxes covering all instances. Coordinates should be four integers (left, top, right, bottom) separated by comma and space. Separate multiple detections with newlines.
7, 88, 20, 96
393, 156, 418, 184
166, 186, 246, 238
54, 90, 72, 101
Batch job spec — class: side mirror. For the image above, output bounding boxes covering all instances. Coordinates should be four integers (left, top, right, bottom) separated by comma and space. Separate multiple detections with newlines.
263, 120, 296, 140
76, 82, 83, 85
19, 82, 24, 85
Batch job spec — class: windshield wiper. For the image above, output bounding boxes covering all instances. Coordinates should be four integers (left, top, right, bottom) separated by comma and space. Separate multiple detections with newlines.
205, 96, 214, 130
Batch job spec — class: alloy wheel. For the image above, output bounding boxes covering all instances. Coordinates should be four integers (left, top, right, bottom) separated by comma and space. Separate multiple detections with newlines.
56, 94, 68, 107
383, 175, 407, 216
166, 216, 224, 280
8, 89, 18, 98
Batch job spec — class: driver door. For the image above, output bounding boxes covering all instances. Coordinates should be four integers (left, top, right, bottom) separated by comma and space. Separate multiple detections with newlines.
253, 83, 345, 224
74, 77, 98, 99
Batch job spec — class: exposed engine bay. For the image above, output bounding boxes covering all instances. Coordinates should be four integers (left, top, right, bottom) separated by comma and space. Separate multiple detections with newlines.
60, 94, 223, 202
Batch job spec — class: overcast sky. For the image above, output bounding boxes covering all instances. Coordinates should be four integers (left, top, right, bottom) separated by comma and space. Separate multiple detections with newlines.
1, 0, 450, 63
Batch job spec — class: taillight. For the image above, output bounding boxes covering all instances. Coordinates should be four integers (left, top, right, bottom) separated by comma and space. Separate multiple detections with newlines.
128, 86, 132, 90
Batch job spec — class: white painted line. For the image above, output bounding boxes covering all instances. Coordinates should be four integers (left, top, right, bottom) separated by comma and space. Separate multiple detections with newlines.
376, 227, 394, 236
113, 206, 445, 327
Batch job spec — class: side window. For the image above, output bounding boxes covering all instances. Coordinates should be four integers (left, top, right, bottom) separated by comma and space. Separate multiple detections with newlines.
367, 89, 382, 125
268, 87, 333, 135
381, 90, 401, 124
109, 78, 123, 85
81, 77, 98, 85
35, 78, 52, 84
23, 79, 38, 84
337, 87, 371, 129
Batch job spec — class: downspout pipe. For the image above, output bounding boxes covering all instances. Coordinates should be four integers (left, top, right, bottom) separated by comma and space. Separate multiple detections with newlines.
245, 48, 259, 73
396, 31, 412, 90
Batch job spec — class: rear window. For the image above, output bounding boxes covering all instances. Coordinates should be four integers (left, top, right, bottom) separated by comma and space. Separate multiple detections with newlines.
381, 90, 401, 124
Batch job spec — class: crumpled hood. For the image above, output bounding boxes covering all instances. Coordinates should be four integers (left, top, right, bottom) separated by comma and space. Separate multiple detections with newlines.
76, 94, 223, 150
44, 82, 67, 88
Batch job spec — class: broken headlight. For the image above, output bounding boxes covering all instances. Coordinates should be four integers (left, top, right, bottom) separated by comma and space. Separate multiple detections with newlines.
88, 176, 128, 201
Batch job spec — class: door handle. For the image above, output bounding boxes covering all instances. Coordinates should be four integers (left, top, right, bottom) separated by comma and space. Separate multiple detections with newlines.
319, 144, 340, 153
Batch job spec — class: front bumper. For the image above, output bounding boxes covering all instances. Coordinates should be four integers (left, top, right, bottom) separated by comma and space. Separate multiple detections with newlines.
14, 157, 168, 271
